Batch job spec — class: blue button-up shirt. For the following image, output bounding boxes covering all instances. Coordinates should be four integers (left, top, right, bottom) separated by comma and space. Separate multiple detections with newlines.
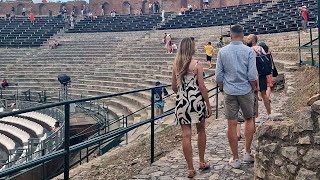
215, 41, 257, 96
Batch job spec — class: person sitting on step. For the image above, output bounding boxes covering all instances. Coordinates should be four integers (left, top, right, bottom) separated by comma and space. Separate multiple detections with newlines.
1, 79, 9, 89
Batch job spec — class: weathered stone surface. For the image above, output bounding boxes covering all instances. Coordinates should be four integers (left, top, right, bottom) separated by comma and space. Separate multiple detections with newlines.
255, 166, 266, 179
314, 136, 320, 144
302, 149, 320, 168
298, 136, 311, 145
294, 107, 313, 132
287, 164, 297, 174
150, 171, 164, 177
269, 173, 284, 180
268, 113, 284, 121
262, 143, 278, 152
281, 147, 298, 163
280, 166, 287, 175
296, 168, 317, 180
307, 94, 320, 106
208, 174, 219, 180
311, 100, 320, 114
274, 158, 283, 166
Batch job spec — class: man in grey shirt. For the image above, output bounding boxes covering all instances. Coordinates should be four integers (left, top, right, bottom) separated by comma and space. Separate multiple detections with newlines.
215, 25, 258, 169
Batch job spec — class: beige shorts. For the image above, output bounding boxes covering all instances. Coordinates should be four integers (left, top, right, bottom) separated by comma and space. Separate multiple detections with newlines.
224, 91, 255, 120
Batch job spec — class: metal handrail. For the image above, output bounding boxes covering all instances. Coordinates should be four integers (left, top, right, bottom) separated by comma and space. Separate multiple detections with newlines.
0, 75, 219, 179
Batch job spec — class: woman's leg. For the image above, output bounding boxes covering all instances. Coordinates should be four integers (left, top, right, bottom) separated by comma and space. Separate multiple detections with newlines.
181, 124, 194, 171
196, 120, 206, 164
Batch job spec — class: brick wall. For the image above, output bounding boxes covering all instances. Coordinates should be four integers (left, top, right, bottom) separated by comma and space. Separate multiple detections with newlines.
0, 0, 268, 16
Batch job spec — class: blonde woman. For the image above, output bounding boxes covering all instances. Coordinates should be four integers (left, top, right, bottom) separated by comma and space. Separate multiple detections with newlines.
172, 37, 212, 178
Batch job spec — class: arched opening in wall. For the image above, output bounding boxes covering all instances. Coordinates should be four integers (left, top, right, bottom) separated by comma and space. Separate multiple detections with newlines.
181, 0, 188, 8
17, 4, 24, 15
39, 4, 46, 15
102, 2, 109, 15
141, 0, 148, 14
122, 1, 131, 15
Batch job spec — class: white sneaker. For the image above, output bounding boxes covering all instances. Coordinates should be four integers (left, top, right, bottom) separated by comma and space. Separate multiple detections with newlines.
228, 158, 241, 169
243, 152, 255, 163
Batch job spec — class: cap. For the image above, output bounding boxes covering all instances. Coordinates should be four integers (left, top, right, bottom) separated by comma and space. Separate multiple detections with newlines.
155, 81, 161, 86
302, 5, 307, 8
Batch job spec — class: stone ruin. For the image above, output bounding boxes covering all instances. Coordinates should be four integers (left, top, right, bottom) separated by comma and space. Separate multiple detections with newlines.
254, 101, 320, 180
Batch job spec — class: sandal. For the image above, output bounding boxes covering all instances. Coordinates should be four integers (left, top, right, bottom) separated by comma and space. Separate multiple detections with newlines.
187, 170, 196, 178
199, 162, 211, 171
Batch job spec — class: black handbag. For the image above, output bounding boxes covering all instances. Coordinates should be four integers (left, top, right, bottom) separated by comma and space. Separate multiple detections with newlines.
269, 54, 278, 77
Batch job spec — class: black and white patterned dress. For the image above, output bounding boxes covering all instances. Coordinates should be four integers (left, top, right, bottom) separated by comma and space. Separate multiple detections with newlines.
175, 62, 206, 125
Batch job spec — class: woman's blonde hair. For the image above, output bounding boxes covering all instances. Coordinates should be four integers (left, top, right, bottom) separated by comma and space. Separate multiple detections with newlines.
175, 37, 195, 85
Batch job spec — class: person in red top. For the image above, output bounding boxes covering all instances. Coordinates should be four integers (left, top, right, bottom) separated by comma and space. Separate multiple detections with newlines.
299, 5, 309, 33
1, 79, 8, 88
30, 12, 35, 24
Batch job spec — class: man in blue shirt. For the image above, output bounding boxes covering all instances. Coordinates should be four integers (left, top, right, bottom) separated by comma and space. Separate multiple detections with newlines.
215, 25, 258, 169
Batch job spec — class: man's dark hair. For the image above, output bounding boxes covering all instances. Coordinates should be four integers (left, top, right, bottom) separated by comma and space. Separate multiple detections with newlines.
230, 24, 244, 38
208, 42, 211, 45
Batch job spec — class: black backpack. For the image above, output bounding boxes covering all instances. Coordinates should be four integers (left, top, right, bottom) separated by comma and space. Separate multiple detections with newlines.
255, 49, 272, 76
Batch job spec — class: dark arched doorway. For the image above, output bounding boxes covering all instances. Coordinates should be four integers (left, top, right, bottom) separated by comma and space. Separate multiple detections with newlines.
39, 4, 46, 15
141, 0, 148, 14
102, 2, 109, 15
17, 4, 24, 15
181, 0, 188, 8
122, 1, 131, 15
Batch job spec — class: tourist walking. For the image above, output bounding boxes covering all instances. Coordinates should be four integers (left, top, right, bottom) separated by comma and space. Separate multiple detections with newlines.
258, 42, 277, 99
30, 12, 35, 24
161, 10, 165, 22
215, 25, 257, 169
172, 37, 212, 178
22, 7, 26, 16
165, 34, 172, 53
247, 34, 272, 118
203, 0, 209, 9
299, 5, 309, 33
204, 42, 214, 69
153, 81, 168, 124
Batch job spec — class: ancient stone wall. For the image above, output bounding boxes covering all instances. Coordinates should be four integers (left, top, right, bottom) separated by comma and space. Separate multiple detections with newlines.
255, 101, 320, 179
0, 1, 86, 16
0, 0, 268, 15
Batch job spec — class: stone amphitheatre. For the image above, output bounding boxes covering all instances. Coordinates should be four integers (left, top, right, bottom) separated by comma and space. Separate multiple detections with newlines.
0, 0, 319, 180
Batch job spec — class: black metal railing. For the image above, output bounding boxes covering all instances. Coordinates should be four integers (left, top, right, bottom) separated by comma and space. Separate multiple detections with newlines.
298, 26, 319, 67
0, 74, 220, 179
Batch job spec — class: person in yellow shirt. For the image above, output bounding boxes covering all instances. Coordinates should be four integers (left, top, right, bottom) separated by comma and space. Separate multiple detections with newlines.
204, 42, 214, 68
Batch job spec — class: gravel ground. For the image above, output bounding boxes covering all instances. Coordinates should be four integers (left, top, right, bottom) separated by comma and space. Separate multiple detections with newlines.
54, 118, 215, 180
282, 66, 318, 117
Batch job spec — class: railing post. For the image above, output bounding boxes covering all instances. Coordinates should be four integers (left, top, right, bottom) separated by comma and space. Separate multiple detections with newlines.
298, 30, 302, 65
86, 137, 89, 163
79, 148, 82, 165
126, 117, 128, 145
150, 88, 155, 164
64, 103, 70, 180
318, 3, 320, 93
309, 27, 314, 66
215, 87, 219, 120
107, 106, 110, 132
42, 148, 45, 180
98, 128, 101, 155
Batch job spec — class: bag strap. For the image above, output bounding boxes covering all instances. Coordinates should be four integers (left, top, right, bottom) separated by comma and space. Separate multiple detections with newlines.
270, 53, 276, 69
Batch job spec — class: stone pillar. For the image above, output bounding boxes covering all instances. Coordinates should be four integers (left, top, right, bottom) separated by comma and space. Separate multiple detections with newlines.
254, 101, 320, 180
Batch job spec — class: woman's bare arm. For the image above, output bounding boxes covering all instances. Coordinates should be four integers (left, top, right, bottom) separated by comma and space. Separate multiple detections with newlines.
172, 62, 178, 94
197, 62, 210, 107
